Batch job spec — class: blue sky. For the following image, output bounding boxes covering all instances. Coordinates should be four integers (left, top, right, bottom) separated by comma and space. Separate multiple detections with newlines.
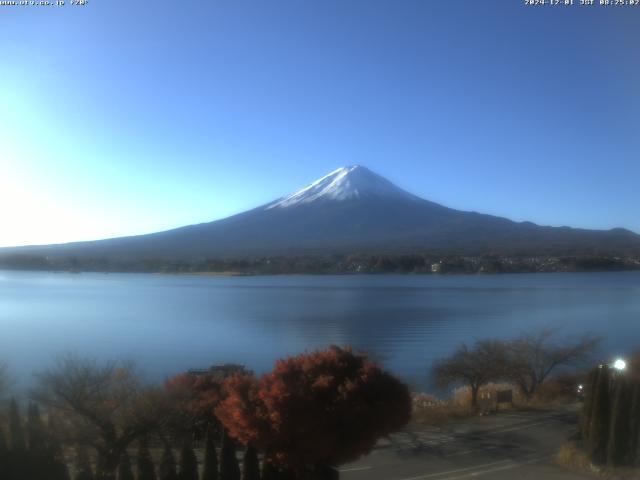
1, 0, 638, 247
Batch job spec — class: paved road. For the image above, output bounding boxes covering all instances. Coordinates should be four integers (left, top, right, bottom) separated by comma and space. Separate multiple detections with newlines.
339, 406, 592, 480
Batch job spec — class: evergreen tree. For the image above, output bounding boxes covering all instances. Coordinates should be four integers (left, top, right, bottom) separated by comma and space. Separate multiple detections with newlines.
179, 438, 199, 480
137, 440, 157, 480
48, 437, 71, 480
27, 403, 46, 453
608, 376, 632, 466
242, 445, 260, 480
0, 426, 7, 453
202, 429, 219, 480
74, 447, 95, 480
96, 452, 112, 480
628, 382, 640, 466
49, 454, 72, 480
159, 445, 178, 480
260, 461, 278, 480
47, 414, 71, 480
587, 366, 612, 465
9, 398, 26, 451
117, 452, 135, 480
219, 431, 240, 480
25, 404, 50, 480
0, 426, 9, 480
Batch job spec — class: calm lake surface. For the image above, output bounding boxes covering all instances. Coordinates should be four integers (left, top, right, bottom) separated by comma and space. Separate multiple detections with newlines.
1, 270, 639, 390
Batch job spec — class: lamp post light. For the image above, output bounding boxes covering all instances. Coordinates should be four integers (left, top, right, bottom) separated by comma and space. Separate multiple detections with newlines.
613, 358, 627, 371
599, 358, 627, 371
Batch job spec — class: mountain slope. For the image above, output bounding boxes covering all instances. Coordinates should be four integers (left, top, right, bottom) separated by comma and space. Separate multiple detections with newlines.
3, 166, 640, 260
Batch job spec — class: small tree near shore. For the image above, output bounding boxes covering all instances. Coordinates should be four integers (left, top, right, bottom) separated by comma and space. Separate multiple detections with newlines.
33, 356, 168, 480
505, 330, 599, 400
433, 340, 508, 409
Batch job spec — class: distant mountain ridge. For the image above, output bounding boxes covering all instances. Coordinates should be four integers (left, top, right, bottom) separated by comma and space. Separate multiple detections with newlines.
2, 166, 640, 260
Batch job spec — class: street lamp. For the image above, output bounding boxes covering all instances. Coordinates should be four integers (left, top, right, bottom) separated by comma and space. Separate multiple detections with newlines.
613, 358, 627, 371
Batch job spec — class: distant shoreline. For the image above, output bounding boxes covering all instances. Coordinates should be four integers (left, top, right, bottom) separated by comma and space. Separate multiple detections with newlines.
156, 271, 255, 277
1, 252, 639, 276
1, 265, 640, 277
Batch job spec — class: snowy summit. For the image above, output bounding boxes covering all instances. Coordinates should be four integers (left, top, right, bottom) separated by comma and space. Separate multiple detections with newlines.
266, 165, 417, 209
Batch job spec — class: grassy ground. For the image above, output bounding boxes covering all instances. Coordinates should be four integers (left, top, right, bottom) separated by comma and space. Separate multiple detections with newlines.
555, 443, 640, 479
410, 381, 578, 427
411, 403, 472, 426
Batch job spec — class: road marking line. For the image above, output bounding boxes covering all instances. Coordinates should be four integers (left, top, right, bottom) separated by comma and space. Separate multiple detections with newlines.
460, 420, 552, 438
397, 455, 549, 480
439, 456, 547, 479
397, 459, 513, 480
444, 462, 518, 479
445, 449, 475, 457
339, 466, 372, 472
486, 421, 550, 433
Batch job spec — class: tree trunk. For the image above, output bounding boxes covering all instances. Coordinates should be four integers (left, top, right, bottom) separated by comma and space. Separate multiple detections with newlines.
96, 451, 120, 480
137, 440, 157, 480
117, 452, 135, 480
179, 438, 199, 480
219, 431, 240, 480
242, 445, 260, 480
159, 445, 179, 480
202, 430, 219, 480
470, 385, 479, 410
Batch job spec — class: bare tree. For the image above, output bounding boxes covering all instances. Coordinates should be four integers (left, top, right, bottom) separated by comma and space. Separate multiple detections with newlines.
32, 355, 170, 480
505, 330, 599, 400
433, 340, 509, 409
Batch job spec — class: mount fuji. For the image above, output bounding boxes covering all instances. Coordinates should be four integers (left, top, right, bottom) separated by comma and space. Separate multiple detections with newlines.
3, 166, 640, 260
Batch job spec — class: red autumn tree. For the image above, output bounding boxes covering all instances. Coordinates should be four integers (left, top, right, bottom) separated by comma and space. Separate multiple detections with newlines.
216, 346, 411, 474
165, 372, 225, 430
214, 373, 271, 448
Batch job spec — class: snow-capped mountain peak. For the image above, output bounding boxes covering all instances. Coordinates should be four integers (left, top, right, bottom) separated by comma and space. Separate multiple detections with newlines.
266, 165, 416, 209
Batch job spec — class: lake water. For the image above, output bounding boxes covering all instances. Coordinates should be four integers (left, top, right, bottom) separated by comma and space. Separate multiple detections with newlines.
1, 270, 639, 390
